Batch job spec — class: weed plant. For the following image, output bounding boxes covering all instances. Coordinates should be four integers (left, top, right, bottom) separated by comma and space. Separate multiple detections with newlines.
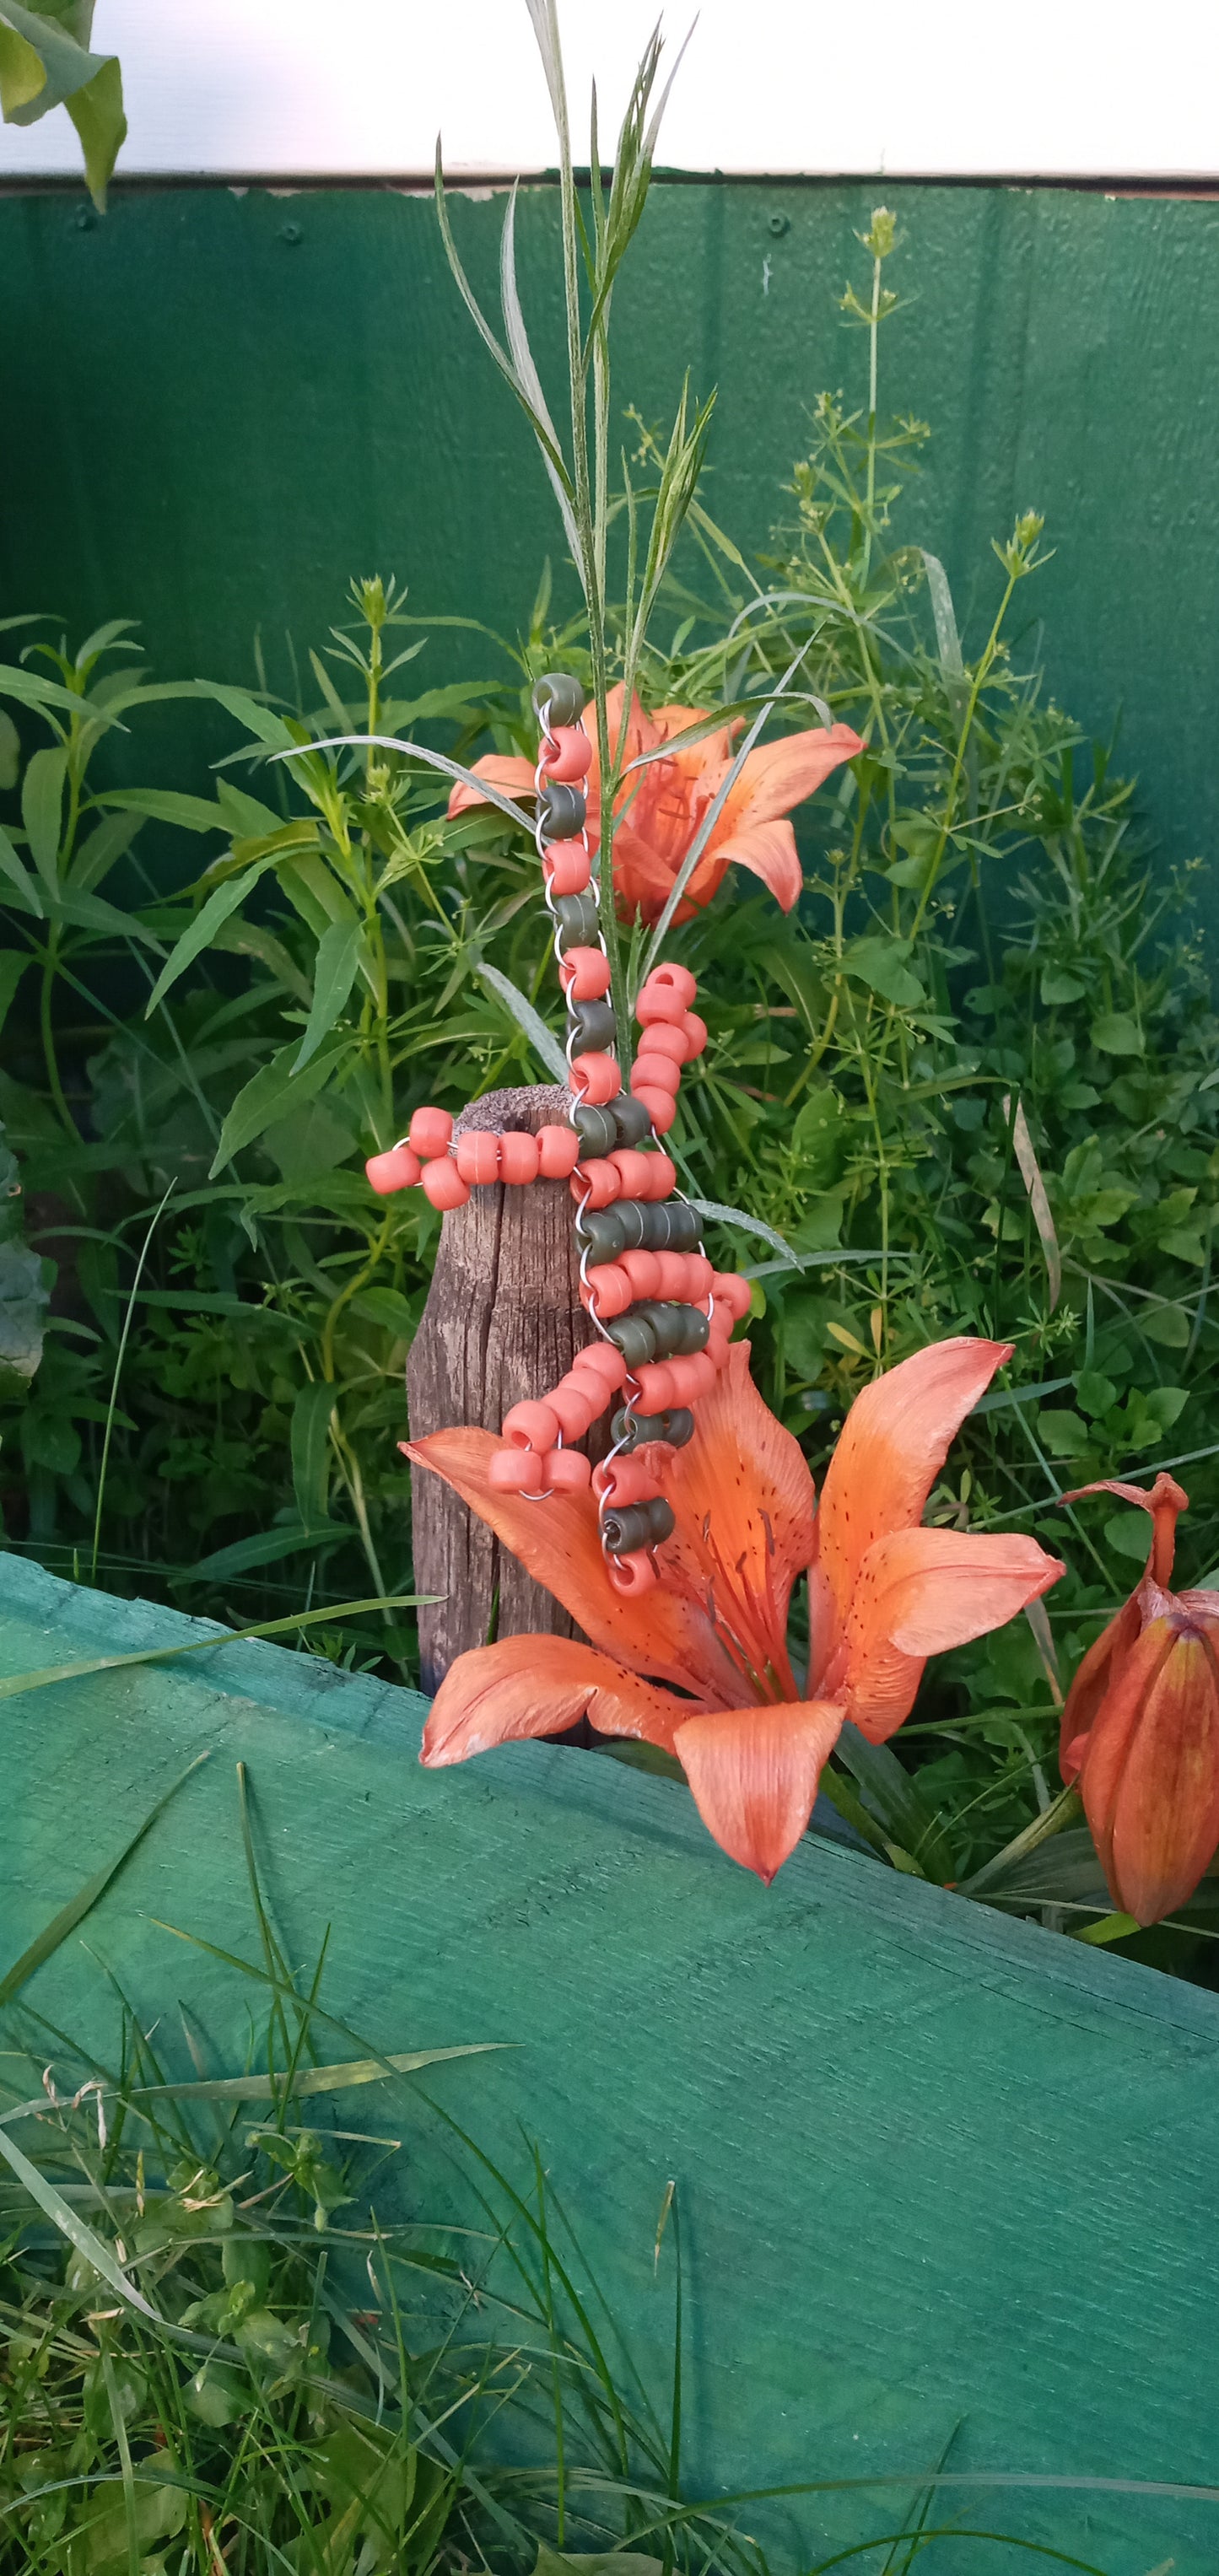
1, 186, 1217, 1964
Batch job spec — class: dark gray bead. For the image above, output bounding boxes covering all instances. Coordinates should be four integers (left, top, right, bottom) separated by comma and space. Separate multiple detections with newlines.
612, 1095, 652, 1147
569, 997, 617, 1053
553, 891, 600, 951
573, 1102, 617, 1156
575, 1207, 625, 1263
532, 671, 585, 728
538, 779, 586, 839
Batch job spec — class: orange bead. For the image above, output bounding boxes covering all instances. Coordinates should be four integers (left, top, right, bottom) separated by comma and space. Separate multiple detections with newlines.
609, 1149, 655, 1199
580, 1264, 633, 1319
541, 725, 592, 781
682, 1253, 715, 1299
593, 1454, 658, 1506
547, 1378, 598, 1441
572, 1341, 628, 1390
542, 842, 591, 896
502, 1398, 561, 1452
637, 1021, 688, 1067
638, 962, 697, 1021
558, 945, 612, 1000
631, 1085, 677, 1134
619, 1248, 663, 1296
637, 1151, 676, 1200
569, 1050, 620, 1106
573, 1157, 620, 1208
634, 1361, 677, 1409
408, 1105, 453, 1158
499, 1130, 540, 1185
681, 1010, 708, 1058
666, 1355, 709, 1404
456, 1130, 501, 1184
489, 1447, 544, 1492
650, 1251, 688, 1301
632, 1051, 681, 1098
365, 1144, 421, 1195
682, 1350, 718, 1398
537, 1123, 580, 1178
714, 1270, 754, 1322
607, 1548, 657, 1596
542, 1447, 592, 1492
422, 1158, 470, 1212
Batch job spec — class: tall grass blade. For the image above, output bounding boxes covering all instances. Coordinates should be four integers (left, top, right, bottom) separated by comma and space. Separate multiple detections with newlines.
0, 1751, 211, 2006
0, 2122, 163, 2320
0, 1591, 429, 1702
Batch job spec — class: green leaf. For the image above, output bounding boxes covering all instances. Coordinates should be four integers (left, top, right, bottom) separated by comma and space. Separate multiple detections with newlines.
0, 818, 42, 914
842, 934, 925, 1010
1091, 1011, 1143, 1056
146, 864, 273, 1016
0, 2124, 161, 2319
295, 917, 364, 1070
194, 680, 301, 750
0, 660, 115, 723
275, 732, 537, 833
833, 1721, 955, 1881
1142, 1304, 1191, 1350
132, 2042, 499, 2109
0, 1752, 209, 2005
0, 0, 125, 208
1074, 1370, 1117, 1420
1040, 967, 1087, 1005
0, 1591, 424, 1700
475, 961, 568, 1081
0, 1237, 49, 1388
290, 1378, 337, 1528
0, 950, 30, 1037
209, 913, 312, 1003
686, 1197, 798, 1262
352, 1285, 419, 1339
0, 705, 19, 790
21, 741, 66, 888
1105, 1510, 1152, 1563
208, 1033, 352, 1175
1038, 1408, 1091, 1459
92, 786, 227, 834
51, 885, 161, 946
70, 806, 142, 891
186, 1522, 347, 1581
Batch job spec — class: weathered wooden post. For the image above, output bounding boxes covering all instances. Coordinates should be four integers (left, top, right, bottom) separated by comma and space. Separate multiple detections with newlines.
406, 1082, 594, 1689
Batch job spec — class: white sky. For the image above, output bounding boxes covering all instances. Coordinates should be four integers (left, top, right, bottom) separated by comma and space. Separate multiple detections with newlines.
1, 0, 1216, 181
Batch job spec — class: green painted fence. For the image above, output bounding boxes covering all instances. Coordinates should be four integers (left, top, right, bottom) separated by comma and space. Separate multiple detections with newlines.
5, 1552, 1219, 2575
3, 179, 1219, 926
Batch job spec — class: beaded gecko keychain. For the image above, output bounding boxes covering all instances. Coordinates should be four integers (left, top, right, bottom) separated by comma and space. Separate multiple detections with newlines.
364, 673, 752, 1598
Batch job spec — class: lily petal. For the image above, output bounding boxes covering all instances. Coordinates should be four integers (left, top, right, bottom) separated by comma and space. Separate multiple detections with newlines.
707, 816, 803, 911
1058, 1594, 1142, 1782
1081, 1617, 1219, 1924
446, 753, 538, 819
658, 1340, 816, 1698
714, 725, 866, 836
817, 1338, 1012, 1622
421, 1633, 687, 1765
1061, 1471, 1188, 1587
405, 1426, 747, 1707
673, 1700, 845, 1883
840, 1526, 1065, 1743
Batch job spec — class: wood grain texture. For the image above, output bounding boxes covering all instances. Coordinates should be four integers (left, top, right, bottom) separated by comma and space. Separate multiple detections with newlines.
406, 1084, 593, 1687
3, 1555, 1219, 2574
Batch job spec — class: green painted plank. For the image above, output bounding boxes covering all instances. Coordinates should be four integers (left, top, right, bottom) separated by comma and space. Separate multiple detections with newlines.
1, 182, 1218, 928
3, 1552, 1218, 2573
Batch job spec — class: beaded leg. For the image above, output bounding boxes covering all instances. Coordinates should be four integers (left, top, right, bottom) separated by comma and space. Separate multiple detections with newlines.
364, 671, 752, 1589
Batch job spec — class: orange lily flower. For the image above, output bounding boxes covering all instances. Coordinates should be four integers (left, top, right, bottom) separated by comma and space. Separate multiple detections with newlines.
407, 1338, 1062, 1883
1060, 1473, 1219, 1925
447, 682, 865, 924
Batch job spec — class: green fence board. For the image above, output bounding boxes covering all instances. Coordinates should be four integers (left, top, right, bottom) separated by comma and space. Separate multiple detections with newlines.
3, 1553, 1218, 2573
2, 180, 1219, 924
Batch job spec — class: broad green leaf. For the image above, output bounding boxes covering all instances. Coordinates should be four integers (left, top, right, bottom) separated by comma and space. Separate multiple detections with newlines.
0, 819, 43, 914
1092, 1010, 1142, 1056
1040, 966, 1086, 1005
290, 1377, 337, 1528
0, 705, 19, 790
93, 786, 227, 834
0, 1752, 209, 2005
278, 849, 359, 939
920, 548, 963, 678
1105, 1509, 1152, 1562
0, 660, 113, 723
209, 1033, 352, 1175
0, 1591, 424, 1700
0, 0, 125, 208
1038, 1408, 1091, 1459
296, 917, 364, 1070
476, 962, 568, 1081
217, 779, 288, 837
1142, 1304, 1191, 1350
842, 933, 925, 1010
209, 913, 311, 1003
21, 741, 67, 888
145, 860, 272, 1017
352, 1285, 419, 1338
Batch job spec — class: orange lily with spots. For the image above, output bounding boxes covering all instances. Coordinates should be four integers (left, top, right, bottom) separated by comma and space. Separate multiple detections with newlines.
1060, 1472, 1219, 1926
407, 1337, 1063, 1883
447, 682, 865, 924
